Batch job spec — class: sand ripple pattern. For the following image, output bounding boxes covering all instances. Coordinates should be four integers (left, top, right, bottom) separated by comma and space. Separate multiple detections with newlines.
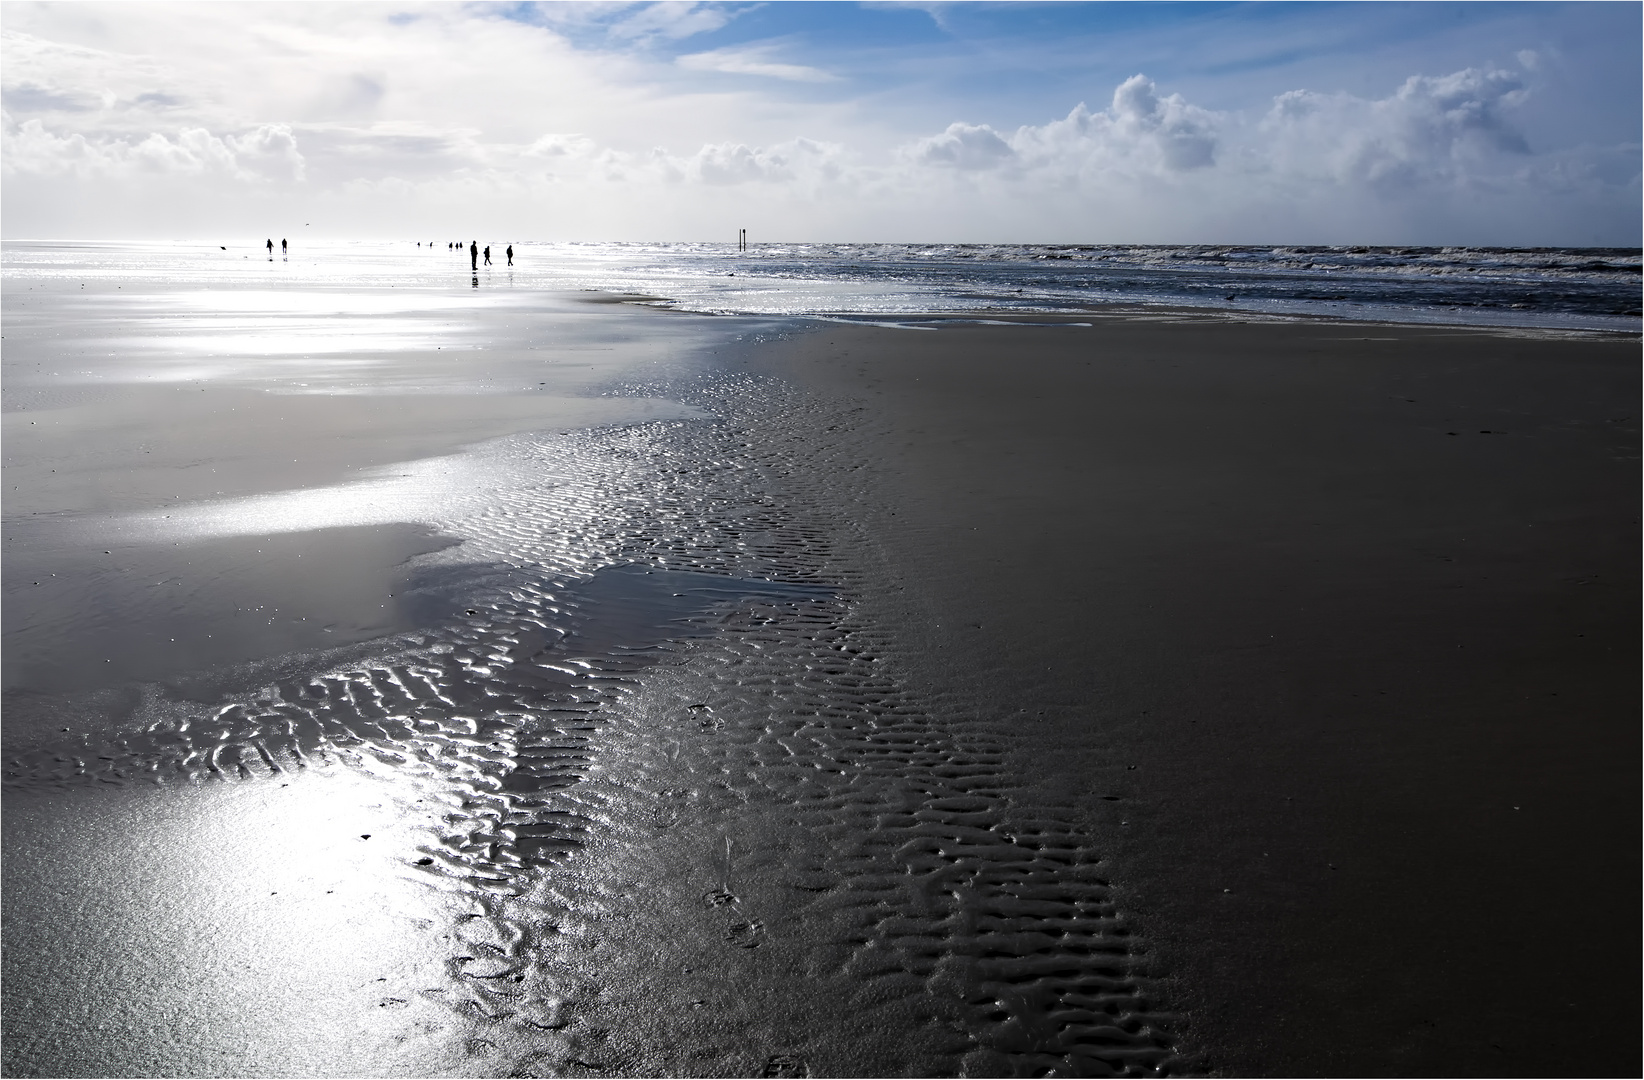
5, 368, 1183, 1076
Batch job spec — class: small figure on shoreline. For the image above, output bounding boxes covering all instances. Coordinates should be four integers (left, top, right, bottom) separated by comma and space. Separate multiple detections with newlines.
281, 238, 287, 255
470, 241, 478, 271
483, 245, 492, 266
265, 239, 273, 257
506, 244, 513, 266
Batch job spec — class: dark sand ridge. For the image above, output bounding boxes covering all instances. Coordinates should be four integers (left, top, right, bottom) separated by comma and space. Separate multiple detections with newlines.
747, 313, 1641, 1076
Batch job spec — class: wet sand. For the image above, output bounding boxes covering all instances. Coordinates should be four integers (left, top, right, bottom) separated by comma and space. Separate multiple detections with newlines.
752, 313, 1641, 1076
4, 277, 1637, 1077
3, 280, 725, 742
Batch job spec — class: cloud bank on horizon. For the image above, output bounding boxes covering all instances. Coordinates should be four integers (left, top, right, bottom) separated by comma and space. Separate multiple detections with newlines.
2, 1, 1638, 245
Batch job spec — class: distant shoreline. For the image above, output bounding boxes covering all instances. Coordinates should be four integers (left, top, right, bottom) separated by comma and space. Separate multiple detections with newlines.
4, 238, 1638, 335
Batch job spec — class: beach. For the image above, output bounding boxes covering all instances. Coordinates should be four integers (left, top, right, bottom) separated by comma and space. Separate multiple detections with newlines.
3, 253, 1638, 1076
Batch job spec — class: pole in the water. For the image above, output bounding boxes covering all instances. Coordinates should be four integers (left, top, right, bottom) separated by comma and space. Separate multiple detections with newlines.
738, 228, 746, 252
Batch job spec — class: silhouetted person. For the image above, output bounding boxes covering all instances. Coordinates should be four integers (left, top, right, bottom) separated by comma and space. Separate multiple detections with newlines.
266, 239, 273, 256
506, 244, 513, 266
281, 238, 287, 254
470, 241, 478, 271
483, 245, 491, 266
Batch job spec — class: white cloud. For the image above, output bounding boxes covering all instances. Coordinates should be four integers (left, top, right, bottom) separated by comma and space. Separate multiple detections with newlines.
604, 2, 741, 42
228, 123, 306, 181
671, 136, 845, 185
860, 2, 955, 32
3, 118, 304, 182
906, 121, 1014, 169
1106, 74, 1218, 170
1257, 67, 1531, 191
999, 75, 1220, 178
677, 45, 838, 83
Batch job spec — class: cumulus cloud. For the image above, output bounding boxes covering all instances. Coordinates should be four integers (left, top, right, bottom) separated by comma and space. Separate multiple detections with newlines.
897, 67, 1552, 200
4, 119, 304, 182
525, 132, 602, 160
904, 75, 1218, 178
906, 122, 1015, 170
1259, 67, 1531, 190
227, 123, 306, 181
670, 137, 843, 185
1107, 74, 1218, 170
509, 131, 846, 189
866, 66, 1636, 243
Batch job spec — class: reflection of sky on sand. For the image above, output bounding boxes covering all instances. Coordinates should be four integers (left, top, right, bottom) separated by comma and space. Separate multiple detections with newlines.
102, 449, 482, 540
119, 289, 492, 357
5, 271, 744, 402
91, 401, 704, 546
67, 289, 506, 387
156, 289, 495, 317
2, 766, 476, 1076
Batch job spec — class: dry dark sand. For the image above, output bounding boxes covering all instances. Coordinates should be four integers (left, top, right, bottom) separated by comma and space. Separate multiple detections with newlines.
749, 313, 1641, 1076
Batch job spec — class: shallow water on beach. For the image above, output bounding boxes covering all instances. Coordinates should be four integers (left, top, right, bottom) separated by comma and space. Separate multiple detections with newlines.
6, 239, 1639, 332
3, 251, 1181, 1076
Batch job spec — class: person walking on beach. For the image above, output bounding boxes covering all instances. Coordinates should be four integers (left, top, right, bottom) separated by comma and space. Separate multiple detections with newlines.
506, 244, 514, 266
266, 239, 273, 256
470, 241, 478, 271
483, 245, 492, 266
281, 238, 287, 255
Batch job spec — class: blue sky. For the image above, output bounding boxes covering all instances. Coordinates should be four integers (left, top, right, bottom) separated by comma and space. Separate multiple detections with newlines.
3, 2, 1638, 243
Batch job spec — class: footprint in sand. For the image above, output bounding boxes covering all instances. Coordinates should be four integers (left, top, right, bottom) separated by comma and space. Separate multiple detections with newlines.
726, 918, 765, 948
763, 1053, 808, 1078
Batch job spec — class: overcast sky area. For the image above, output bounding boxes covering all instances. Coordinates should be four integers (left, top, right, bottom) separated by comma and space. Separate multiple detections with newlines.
3, 1, 1639, 245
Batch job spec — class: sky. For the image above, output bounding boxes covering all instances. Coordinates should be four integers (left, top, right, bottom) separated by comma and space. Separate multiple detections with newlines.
2, 1, 1639, 244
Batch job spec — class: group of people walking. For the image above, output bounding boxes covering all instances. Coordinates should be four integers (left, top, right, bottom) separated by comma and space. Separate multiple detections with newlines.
253, 236, 517, 272
445, 241, 513, 269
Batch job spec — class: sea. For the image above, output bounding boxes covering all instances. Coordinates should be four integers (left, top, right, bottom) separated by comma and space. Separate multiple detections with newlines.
5, 239, 1640, 332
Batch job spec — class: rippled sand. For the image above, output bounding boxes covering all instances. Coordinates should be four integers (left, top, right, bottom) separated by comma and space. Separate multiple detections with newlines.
4, 276, 1179, 1076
